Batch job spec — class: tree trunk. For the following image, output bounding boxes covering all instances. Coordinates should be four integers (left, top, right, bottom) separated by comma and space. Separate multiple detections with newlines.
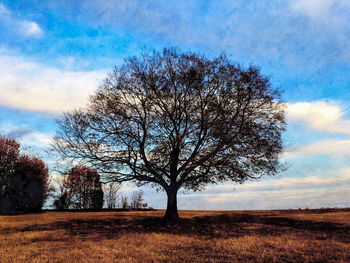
164, 187, 179, 221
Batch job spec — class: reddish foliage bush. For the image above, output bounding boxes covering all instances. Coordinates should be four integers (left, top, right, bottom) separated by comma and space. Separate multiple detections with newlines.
16, 155, 49, 194
0, 136, 49, 215
0, 137, 20, 176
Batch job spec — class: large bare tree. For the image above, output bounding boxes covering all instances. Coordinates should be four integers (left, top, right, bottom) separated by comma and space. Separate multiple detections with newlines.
53, 49, 286, 220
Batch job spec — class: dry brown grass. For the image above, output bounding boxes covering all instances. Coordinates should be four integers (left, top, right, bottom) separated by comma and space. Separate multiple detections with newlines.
1, 209, 350, 262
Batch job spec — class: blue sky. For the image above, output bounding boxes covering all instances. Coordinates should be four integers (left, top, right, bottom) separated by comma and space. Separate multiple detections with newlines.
1, 0, 350, 210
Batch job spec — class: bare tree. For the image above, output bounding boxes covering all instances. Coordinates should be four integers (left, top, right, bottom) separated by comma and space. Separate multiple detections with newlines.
53, 48, 286, 220
103, 182, 121, 209
52, 174, 73, 210
120, 196, 128, 209
130, 190, 144, 209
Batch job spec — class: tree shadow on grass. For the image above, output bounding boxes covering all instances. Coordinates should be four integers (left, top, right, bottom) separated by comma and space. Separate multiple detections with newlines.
4, 212, 350, 243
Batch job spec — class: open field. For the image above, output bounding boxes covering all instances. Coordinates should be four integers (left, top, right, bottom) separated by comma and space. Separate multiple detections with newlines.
1, 209, 350, 262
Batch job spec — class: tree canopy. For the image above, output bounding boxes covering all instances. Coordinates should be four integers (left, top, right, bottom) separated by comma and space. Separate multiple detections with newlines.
53, 48, 286, 220
0, 136, 49, 215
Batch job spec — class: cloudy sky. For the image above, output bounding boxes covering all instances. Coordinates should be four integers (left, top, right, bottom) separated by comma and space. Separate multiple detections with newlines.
1, 0, 350, 210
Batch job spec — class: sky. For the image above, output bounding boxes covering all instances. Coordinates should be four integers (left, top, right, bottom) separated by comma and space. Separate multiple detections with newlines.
1, 0, 350, 210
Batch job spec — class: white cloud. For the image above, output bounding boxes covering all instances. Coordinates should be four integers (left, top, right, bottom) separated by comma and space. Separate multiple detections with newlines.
20, 20, 43, 38
285, 101, 350, 157
0, 4, 44, 39
287, 101, 350, 135
0, 51, 107, 113
284, 139, 350, 157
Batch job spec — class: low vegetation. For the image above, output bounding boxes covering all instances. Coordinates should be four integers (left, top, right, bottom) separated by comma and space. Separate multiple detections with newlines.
1, 209, 349, 262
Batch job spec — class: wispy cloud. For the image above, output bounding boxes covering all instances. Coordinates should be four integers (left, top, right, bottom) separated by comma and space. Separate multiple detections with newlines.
0, 50, 107, 113
133, 166, 350, 210
20, 20, 43, 38
206, 172, 350, 194
0, 122, 53, 149
7, 127, 35, 138
53, 0, 350, 72
175, 168, 350, 210
0, 4, 44, 39
291, 0, 334, 18
291, 0, 350, 22
0, 4, 10, 16
284, 139, 350, 157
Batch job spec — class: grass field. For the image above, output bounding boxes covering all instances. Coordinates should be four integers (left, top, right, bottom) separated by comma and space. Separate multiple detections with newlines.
1, 209, 350, 262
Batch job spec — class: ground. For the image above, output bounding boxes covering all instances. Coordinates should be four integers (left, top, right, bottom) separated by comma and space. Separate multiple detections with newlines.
1, 209, 350, 262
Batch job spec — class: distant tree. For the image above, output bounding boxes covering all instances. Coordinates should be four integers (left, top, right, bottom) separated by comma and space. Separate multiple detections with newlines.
52, 176, 72, 210
53, 48, 286, 220
103, 182, 121, 209
63, 166, 103, 210
91, 187, 104, 209
0, 136, 49, 215
120, 196, 128, 209
130, 190, 145, 209
53, 191, 71, 210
